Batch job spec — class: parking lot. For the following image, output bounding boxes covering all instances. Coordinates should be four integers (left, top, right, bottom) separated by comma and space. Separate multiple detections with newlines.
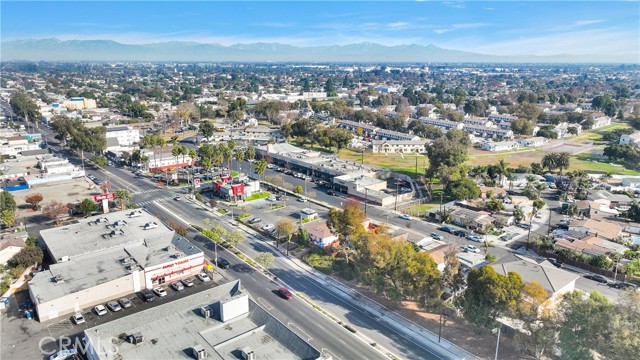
0, 273, 222, 360
238, 196, 330, 235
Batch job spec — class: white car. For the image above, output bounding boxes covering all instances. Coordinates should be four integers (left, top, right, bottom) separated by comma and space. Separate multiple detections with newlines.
261, 224, 275, 231
297, 197, 307, 202
399, 214, 411, 220
171, 281, 185, 291
197, 272, 211, 282
463, 245, 481, 253
72, 313, 85, 325
93, 305, 108, 316
153, 287, 168, 297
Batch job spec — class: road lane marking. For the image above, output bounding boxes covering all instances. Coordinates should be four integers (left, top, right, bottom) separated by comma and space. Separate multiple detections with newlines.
288, 322, 313, 342
257, 297, 273, 311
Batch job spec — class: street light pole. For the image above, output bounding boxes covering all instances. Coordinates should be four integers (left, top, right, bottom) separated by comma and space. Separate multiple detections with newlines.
364, 188, 368, 217
395, 182, 399, 211
494, 327, 501, 360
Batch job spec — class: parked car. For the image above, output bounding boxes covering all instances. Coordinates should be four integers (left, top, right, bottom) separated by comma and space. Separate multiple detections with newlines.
93, 305, 108, 316
217, 257, 231, 269
430, 232, 442, 240
71, 313, 85, 325
182, 278, 195, 287
585, 274, 610, 284
118, 298, 132, 309
467, 235, 483, 243
49, 349, 77, 360
438, 226, 453, 233
463, 245, 480, 253
517, 223, 531, 230
173, 196, 181, 201
326, 190, 337, 196
399, 214, 411, 220
139, 289, 155, 302
248, 217, 262, 224
611, 281, 639, 290
261, 224, 275, 231
107, 301, 122, 312
297, 197, 307, 202
453, 229, 468, 237
197, 272, 211, 282
278, 287, 293, 300
546, 258, 563, 268
171, 281, 185, 291
499, 234, 514, 242
153, 287, 168, 297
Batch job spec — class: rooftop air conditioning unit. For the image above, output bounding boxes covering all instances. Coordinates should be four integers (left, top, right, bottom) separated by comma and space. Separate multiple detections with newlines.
192, 345, 207, 360
200, 306, 211, 319
128, 332, 144, 345
241, 347, 255, 360
143, 222, 158, 230
53, 274, 64, 283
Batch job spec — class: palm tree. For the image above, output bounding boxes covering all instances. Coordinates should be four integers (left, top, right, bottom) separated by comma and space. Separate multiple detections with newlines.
541, 152, 558, 173
556, 152, 571, 180
495, 159, 509, 187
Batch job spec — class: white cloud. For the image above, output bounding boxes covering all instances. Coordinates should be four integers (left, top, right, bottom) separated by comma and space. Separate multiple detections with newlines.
387, 22, 410, 29
574, 19, 605, 26
442, 2, 465, 9
452, 23, 489, 29
434, 29, 453, 34
483, 7, 496, 11
445, 27, 639, 56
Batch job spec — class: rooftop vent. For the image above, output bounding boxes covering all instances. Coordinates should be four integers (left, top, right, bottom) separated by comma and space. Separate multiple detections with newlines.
192, 345, 207, 360
107, 229, 125, 237
53, 274, 64, 283
128, 210, 143, 218
200, 306, 212, 319
241, 347, 255, 360
113, 220, 128, 227
121, 257, 134, 265
143, 222, 158, 230
127, 332, 144, 345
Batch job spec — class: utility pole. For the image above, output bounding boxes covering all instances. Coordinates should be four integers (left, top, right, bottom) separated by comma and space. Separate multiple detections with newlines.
547, 205, 552, 235
494, 327, 501, 360
364, 188, 368, 217
395, 182, 399, 211
438, 312, 443, 343
439, 192, 444, 221
214, 241, 218, 274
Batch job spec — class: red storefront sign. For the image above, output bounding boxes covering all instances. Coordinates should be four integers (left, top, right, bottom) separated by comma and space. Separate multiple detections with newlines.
93, 193, 116, 201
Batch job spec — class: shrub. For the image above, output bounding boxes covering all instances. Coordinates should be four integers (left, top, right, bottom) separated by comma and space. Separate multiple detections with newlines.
8, 247, 43, 269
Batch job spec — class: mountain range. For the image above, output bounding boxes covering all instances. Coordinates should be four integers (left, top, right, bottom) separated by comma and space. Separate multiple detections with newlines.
1, 38, 636, 63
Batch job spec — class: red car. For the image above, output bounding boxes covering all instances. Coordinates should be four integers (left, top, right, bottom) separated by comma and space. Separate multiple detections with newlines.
278, 287, 293, 299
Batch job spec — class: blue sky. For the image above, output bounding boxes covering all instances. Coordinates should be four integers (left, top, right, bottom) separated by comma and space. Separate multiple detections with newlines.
2, 1, 639, 56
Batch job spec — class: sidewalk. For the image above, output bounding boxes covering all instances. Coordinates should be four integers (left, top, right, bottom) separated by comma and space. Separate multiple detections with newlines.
188, 195, 477, 359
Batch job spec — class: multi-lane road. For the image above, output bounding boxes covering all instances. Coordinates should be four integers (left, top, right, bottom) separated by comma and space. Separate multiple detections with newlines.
36, 125, 455, 359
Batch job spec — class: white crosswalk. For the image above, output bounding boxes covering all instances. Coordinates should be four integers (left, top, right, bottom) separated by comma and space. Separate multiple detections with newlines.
133, 188, 162, 195
136, 196, 175, 206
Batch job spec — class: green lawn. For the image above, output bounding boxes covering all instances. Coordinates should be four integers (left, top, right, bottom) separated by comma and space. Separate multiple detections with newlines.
570, 157, 640, 175
338, 149, 429, 177
244, 191, 271, 201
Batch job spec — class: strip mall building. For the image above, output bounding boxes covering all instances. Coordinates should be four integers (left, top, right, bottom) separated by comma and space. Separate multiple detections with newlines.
29, 210, 204, 322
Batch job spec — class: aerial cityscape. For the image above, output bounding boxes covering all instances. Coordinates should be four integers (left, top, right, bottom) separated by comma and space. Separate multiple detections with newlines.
0, 1, 639, 360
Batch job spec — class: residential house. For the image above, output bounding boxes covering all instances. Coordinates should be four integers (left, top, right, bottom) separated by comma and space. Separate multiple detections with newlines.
491, 255, 579, 299
0, 232, 27, 265
374, 129, 420, 141
554, 238, 610, 257
481, 141, 519, 152
488, 114, 518, 123
415, 239, 455, 272
591, 116, 611, 129
463, 124, 514, 139
568, 219, 623, 241
449, 207, 494, 231
303, 222, 339, 248
337, 120, 378, 137
463, 116, 495, 128
501, 173, 545, 189
619, 131, 640, 145
480, 186, 507, 199
587, 190, 633, 209
518, 137, 548, 147
371, 140, 430, 154
419, 117, 465, 131
299, 208, 319, 222
552, 123, 582, 138
575, 200, 619, 220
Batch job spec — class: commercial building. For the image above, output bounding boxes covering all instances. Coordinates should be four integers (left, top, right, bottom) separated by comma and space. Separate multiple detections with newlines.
481, 141, 519, 152
83, 280, 322, 360
29, 210, 204, 322
419, 117, 465, 131
371, 139, 430, 154
142, 146, 193, 171
105, 125, 140, 151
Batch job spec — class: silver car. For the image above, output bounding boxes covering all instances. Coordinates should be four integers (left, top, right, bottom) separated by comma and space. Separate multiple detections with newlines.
171, 281, 185, 291
107, 301, 122, 312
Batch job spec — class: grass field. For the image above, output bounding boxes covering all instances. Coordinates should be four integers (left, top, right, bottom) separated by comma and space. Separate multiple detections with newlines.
338, 149, 429, 177
333, 123, 639, 176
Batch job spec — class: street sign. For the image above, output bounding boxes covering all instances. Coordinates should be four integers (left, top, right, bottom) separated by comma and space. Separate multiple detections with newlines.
93, 193, 116, 202
194, 178, 201, 188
